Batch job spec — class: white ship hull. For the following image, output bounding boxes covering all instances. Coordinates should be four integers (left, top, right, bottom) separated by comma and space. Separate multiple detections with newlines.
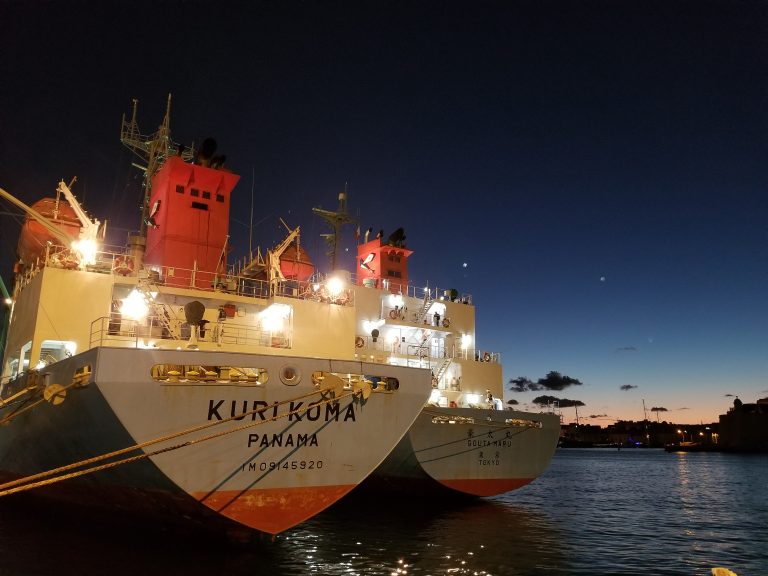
0, 347, 430, 534
367, 407, 560, 496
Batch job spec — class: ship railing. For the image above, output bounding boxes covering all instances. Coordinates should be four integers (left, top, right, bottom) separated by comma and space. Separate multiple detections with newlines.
30, 242, 474, 309
33, 244, 133, 275
11, 260, 43, 295
131, 263, 355, 307
11, 244, 114, 295
89, 314, 292, 351
354, 337, 500, 366
311, 271, 473, 305
29, 245, 356, 308
27, 243, 471, 310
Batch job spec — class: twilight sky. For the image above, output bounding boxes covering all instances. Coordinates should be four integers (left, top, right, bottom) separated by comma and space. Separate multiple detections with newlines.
1, 1, 766, 424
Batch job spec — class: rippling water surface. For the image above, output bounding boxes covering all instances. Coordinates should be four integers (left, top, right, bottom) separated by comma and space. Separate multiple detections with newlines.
1, 449, 766, 575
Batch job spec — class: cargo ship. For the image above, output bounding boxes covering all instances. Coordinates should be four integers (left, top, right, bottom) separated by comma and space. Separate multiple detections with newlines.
0, 98, 432, 535
344, 232, 561, 497
1, 96, 559, 538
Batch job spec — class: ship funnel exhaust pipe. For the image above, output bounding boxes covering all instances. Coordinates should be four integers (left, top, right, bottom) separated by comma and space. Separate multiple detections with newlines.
127, 234, 146, 271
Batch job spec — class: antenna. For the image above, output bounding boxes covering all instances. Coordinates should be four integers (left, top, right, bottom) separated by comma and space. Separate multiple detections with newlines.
312, 183, 357, 270
120, 94, 195, 236
249, 166, 255, 258
642, 399, 651, 446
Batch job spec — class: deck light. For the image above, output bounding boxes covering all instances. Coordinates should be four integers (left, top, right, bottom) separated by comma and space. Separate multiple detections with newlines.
460, 334, 472, 349
121, 289, 149, 321
326, 276, 345, 297
71, 238, 99, 266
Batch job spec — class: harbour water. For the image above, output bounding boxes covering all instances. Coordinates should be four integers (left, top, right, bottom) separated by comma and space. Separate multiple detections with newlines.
1, 448, 766, 575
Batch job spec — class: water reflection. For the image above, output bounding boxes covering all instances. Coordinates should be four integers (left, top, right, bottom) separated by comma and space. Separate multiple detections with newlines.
283, 495, 567, 575
2, 450, 766, 575
0, 491, 564, 576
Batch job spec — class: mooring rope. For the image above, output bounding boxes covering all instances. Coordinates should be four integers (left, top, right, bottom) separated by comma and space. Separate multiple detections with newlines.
0, 385, 361, 498
0, 385, 38, 409
0, 380, 82, 426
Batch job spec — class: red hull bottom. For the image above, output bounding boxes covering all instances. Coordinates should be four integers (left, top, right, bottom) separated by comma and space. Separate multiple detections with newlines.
436, 477, 534, 497
195, 484, 356, 534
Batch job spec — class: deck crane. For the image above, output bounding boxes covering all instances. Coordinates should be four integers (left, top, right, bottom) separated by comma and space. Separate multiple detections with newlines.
0, 179, 103, 269
267, 219, 302, 295
237, 218, 302, 296
54, 178, 103, 266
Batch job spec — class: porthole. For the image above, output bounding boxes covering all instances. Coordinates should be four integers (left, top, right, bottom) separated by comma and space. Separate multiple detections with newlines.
280, 365, 301, 386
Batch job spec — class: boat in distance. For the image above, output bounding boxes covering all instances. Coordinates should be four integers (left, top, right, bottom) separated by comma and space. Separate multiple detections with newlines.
0, 98, 431, 535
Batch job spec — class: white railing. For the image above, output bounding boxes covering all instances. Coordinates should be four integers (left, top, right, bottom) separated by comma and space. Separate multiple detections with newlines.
16, 243, 471, 310
355, 336, 500, 365
89, 315, 291, 351
322, 270, 472, 305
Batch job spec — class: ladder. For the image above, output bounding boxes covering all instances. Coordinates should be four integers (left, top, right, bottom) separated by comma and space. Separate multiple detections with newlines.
432, 357, 453, 384
413, 290, 433, 324
152, 302, 180, 340
136, 279, 180, 340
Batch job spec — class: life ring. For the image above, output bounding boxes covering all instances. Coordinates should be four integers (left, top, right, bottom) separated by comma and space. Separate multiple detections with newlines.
355, 336, 365, 348
389, 309, 399, 319
442, 318, 450, 328
113, 255, 135, 276
483, 352, 491, 362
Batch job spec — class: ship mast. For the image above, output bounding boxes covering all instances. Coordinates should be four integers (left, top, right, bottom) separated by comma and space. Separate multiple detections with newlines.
120, 94, 194, 236
312, 185, 357, 270
643, 398, 651, 446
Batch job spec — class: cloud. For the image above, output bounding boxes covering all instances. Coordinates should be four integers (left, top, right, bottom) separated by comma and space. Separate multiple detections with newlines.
589, 414, 608, 419
620, 384, 637, 391
651, 407, 668, 412
724, 393, 735, 397
538, 372, 583, 391
509, 372, 583, 393
509, 372, 584, 394
615, 346, 638, 353
677, 407, 690, 410
508, 377, 534, 393
532, 395, 585, 408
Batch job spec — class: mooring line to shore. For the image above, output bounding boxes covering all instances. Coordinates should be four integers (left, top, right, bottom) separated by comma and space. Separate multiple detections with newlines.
0, 386, 361, 498
0, 385, 38, 409
0, 379, 83, 426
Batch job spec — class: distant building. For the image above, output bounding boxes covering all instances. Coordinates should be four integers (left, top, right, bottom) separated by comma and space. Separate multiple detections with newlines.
719, 397, 768, 452
560, 420, 719, 448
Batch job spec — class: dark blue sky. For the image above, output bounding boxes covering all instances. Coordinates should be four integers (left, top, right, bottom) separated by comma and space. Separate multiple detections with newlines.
1, 0, 766, 422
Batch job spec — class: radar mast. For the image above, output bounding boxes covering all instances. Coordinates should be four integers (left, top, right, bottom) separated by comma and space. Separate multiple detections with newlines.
312, 184, 357, 270
120, 94, 195, 235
